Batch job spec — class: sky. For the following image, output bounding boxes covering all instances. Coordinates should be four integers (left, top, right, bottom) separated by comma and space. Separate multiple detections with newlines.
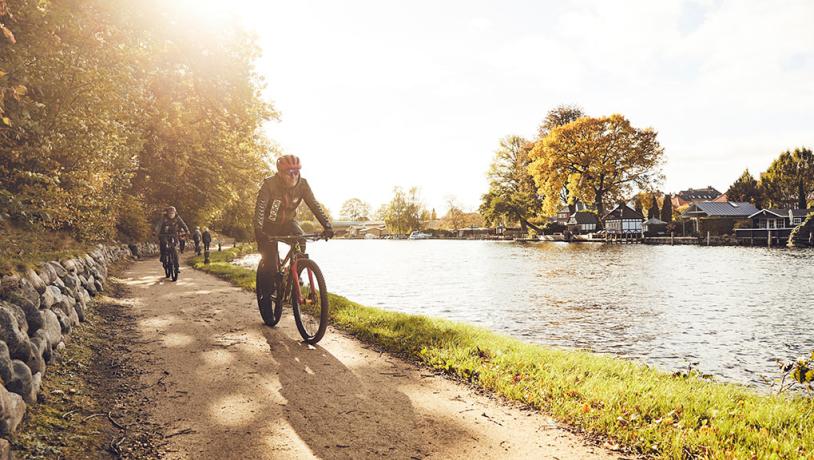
221, 0, 813, 216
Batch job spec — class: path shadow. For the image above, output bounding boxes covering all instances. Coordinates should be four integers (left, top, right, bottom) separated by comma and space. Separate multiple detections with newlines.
125, 262, 475, 459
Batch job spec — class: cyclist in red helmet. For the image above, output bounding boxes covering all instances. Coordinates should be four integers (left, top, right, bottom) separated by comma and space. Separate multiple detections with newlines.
253, 155, 333, 291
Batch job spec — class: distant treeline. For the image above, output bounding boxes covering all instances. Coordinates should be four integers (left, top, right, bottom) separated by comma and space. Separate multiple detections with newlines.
0, 0, 274, 242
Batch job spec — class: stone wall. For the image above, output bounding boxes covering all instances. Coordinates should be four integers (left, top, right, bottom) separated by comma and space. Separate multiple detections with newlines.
0, 242, 158, 448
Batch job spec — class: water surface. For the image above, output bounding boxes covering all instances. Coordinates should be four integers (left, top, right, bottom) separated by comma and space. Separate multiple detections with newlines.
236, 240, 814, 388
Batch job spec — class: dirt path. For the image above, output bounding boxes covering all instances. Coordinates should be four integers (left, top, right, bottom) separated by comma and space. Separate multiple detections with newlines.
118, 257, 620, 459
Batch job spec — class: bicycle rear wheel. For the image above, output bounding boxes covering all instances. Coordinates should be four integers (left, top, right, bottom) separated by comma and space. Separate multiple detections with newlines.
256, 259, 283, 326
291, 259, 329, 344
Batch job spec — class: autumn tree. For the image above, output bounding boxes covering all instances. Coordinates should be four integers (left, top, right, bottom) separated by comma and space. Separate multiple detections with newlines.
726, 169, 762, 207
528, 114, 665, 219
759, 147, 814, 209
442, 199, 466, 232
0, 0, 275, 242
633, 196, 644, 215
381, 187, 424, 235
537, 104, 585, 139
660, 194, 673, 222
537, 105, 586, 210
339, 198, 370, 221
479, 135, 543, 233
648, 195, 660, 219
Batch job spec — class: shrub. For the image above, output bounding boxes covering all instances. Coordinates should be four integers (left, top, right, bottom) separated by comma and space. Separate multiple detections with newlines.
116, 195, 150, 243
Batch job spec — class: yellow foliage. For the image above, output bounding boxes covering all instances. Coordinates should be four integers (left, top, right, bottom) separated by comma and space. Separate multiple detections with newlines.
528, 114, 664, 217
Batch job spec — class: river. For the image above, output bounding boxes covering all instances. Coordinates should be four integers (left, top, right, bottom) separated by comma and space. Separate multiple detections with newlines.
234, 240, 814, 389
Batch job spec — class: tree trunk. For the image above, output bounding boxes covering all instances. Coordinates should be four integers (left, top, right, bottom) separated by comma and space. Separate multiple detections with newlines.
799, 178, 806, 209
519, 217, 543, 234
594, 195, 605, 229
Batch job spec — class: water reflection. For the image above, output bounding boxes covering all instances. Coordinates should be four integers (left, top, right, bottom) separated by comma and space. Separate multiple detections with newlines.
236, 241, 814, 388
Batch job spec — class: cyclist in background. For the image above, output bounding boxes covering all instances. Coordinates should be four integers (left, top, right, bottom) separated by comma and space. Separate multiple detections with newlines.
253, 155, 333, 293
192, 226, 202, 255
155, 206, 190, 272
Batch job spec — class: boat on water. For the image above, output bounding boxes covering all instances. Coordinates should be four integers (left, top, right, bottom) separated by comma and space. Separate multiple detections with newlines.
408, 231, 432, 240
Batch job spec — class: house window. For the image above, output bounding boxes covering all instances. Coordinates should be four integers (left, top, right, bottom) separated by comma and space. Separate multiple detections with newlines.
794, 218, 802, 225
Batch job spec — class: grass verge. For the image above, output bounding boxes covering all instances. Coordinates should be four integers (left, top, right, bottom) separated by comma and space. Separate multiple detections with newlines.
0, 224, 95, 275
192, 245, 814, 459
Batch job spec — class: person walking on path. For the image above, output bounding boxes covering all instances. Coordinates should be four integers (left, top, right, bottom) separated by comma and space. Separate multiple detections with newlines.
192, 226, 202, 256
202, 227, 212, 264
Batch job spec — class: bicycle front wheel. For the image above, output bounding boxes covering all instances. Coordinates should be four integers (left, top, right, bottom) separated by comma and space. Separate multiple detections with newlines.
170, 250, 179, 282
291, 259, 329, 344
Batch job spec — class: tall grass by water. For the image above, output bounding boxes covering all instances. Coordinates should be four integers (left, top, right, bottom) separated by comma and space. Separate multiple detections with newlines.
191, 245, 814, 458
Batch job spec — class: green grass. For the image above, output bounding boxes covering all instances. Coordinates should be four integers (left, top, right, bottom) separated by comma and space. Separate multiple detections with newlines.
191, 245, 814, 459
0, 224, 94, 275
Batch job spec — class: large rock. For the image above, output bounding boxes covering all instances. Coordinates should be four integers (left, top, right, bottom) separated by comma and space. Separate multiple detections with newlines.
37, 263, 57, 285
73, 296, 86, 323
0, 341, 13, 383
94, 278, 104, 293
0, 385, 26, 435
63, 273, 81, 291
41, 310, 62, 348
6, 360, 37, 403
57, 283, 76, 300
52, 309, 72, 335
0, 305, 28, 355
4, 282, 43, 335
11, 339, 44, 375
2, 302, 28, 335
25, 309, 45, 337
90, 248, 105, 264
48, 261, 67, 279
63, 296, 79, 326
0, 275, 20, 300
41, 285, 60, 309
77, 287, 91, 307
85, 275, 98, 296
30, 329, 52, 364
24, 269, 46, 294
61, 258, 78, 274
1, 278, 40, 316
82, 254, 96, 271
0, 437, 11, 458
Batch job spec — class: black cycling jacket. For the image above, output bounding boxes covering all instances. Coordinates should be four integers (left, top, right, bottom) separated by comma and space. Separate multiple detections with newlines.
155, 215, 190, 238
253, 175, 331, 240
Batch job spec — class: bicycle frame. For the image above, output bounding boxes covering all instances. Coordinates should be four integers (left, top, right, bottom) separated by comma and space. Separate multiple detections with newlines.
268, 234, 324, 306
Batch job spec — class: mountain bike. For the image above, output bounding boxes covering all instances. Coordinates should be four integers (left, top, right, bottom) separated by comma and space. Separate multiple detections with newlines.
161, 234, 180, 282
256, 233, 330, 344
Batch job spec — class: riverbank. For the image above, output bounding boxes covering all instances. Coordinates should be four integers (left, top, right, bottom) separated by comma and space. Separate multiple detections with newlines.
192, 245, 814, 458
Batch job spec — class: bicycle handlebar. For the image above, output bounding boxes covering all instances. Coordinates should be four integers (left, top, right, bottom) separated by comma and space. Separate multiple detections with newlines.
266, 233, 331, 242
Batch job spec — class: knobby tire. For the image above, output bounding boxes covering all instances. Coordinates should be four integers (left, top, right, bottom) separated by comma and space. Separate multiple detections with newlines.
291, 259, 329, 344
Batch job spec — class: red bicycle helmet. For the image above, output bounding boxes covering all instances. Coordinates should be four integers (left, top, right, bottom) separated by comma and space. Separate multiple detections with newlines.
276, 155, 301, 172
